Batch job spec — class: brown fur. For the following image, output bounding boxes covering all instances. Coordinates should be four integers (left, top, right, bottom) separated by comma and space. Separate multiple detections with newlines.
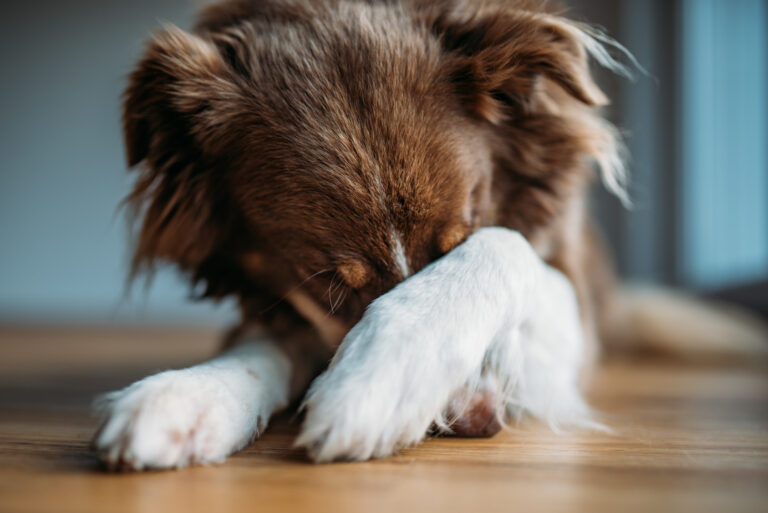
124, 0, 620, 361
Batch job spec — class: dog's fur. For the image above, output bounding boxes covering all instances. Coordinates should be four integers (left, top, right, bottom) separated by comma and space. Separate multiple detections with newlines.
93, 0, 767, 469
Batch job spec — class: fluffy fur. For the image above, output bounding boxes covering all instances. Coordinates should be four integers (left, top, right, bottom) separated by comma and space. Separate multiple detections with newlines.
295, 228, 595, 462
94, 0, 766, 470
96, 228, 592, 466
122, 0, 626, 340
95, 339, 292, 468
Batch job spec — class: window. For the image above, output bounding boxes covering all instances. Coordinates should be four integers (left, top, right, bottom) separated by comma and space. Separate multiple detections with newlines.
680, 0, 768, 290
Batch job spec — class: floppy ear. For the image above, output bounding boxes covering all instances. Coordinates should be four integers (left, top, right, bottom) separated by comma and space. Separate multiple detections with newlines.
433, 7, 632, 204
123, 26, 247, 276
434, 9, 628, 122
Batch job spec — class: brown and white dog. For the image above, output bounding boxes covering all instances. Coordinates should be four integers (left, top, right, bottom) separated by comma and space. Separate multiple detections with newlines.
93, 0, 768, 469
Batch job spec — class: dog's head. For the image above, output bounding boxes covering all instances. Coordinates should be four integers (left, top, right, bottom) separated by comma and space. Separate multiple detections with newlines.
124, 0, 628, 342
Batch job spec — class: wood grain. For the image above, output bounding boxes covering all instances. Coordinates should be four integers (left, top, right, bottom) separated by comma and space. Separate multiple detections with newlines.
0, 327, 766, 513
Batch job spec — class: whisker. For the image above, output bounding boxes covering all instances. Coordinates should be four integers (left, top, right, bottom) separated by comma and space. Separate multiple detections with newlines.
258, 267, 334, 316
326, 273, 344, 311
330, 289, 348, 316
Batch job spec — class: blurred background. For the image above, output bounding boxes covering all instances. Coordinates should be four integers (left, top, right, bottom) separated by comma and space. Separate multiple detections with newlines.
0, 0, 766, 328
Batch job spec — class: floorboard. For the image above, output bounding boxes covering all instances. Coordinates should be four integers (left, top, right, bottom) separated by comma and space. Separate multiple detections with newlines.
0, 327, 766, 513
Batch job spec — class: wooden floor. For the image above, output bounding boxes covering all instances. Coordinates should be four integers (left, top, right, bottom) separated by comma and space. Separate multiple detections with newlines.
0, 327, 767, 513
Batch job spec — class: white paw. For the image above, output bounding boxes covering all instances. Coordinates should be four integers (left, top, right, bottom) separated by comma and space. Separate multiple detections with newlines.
93, 369, 261, 470
294, 313, 450, 462
295, 373, 435, 462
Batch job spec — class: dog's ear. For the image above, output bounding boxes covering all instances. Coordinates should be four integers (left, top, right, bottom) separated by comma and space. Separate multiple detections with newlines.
433, 7, 632, 204
123, 26, 248, 276
434, 9, 623, 123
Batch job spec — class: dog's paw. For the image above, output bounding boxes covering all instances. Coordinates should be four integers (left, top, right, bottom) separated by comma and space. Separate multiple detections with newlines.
295, 374, 433, 462
294, 312, 441, 462
444, 377, 503, 438
294, 256, 487, 463
93, 369, 259, 471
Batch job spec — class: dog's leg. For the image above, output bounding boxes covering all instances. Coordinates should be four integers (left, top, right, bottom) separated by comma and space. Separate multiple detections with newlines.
296, 227, 591, 462
93, 326, 324, 470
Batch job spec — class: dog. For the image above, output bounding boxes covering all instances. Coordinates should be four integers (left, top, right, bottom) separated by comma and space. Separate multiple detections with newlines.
93, 0, 768, 469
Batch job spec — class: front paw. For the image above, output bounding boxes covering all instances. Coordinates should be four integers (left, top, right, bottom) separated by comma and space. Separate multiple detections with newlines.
295, 370, 434, 462
294, 310, 439, 462
294, 264, 481, 462
93, 369, 258, 470
294, 311, 444, 463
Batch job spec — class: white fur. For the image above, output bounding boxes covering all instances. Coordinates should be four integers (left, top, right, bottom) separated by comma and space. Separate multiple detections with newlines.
94, 228, 591, 468
93, 336, 293, 470
390, 228, 412, 279
295, 227, 592, 462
